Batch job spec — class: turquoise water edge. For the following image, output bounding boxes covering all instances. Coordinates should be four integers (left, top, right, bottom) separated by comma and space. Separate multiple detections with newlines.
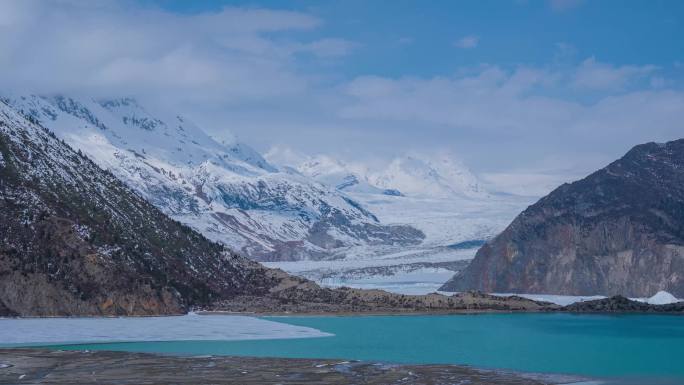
38, 313, 684, 383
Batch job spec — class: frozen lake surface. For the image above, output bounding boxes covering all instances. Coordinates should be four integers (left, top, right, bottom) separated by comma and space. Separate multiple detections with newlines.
0, 314, 331, 345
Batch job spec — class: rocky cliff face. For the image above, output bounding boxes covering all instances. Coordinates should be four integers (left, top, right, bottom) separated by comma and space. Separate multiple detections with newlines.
0, 101, 287, 316
441, 139, 684, 297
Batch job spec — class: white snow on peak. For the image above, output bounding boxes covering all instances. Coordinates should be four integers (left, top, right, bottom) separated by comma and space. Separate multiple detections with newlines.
267, 147, 490, 199
371, 153, 489, 199
265, 146, 533, 249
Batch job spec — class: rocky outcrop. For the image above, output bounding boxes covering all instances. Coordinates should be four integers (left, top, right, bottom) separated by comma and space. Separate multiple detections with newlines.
563, 296, 684, 313
210, 270, 557, 313
441, 139, 684, 297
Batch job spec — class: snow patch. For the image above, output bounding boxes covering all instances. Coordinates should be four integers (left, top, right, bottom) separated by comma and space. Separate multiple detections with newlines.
635, 291, 681, 305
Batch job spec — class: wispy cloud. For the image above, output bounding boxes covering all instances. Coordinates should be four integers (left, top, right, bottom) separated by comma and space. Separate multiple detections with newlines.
339, 61, 683, 178
0, 0, 355, 101
296, 38, 359, 57
571, 57, 657, 90
454, 35, 479, 49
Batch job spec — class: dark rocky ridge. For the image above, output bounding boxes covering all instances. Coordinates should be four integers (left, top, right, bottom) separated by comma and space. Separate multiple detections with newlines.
563, 296, 684, 313
213, 287, 557, 314
441, 139, 684, 297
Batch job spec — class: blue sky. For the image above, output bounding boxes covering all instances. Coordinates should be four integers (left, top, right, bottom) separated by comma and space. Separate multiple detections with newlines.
1, 0, 683, 194
144, 0, 684, 79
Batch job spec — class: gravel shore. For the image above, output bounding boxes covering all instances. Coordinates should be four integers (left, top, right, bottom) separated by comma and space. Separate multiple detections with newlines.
0, 349, 558, 385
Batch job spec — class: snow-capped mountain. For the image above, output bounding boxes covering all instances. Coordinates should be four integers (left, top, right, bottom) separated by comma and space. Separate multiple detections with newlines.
0, 99, 287, 316
265, 148, 532, 248
4, 95, 423, 261
267, 149, 488, 199
263, 148, 535, 293
297, 155, 391, 195
370, 154, 488, 199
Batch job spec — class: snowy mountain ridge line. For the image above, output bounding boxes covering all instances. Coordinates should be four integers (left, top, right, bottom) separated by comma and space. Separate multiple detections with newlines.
265, 146, 490, 199
4, 94, 424, 261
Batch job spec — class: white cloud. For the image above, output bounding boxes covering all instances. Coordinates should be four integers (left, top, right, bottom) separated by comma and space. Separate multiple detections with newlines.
0, 0, 356, 102
454, 35, 479, 49
572, 57, 657, 90
338, 61, 684, 187
481, 171, 580, 197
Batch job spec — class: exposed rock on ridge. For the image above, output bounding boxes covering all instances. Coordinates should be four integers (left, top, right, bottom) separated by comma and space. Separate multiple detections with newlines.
441, 139, 684, 297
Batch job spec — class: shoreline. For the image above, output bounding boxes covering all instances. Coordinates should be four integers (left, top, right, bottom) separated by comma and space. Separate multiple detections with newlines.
0, 348, 588, 385
3, 292, 683, 319
196, 308, 551, 317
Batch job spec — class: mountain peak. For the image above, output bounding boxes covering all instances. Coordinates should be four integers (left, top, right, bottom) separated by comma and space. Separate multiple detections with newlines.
371, 152, 489, 199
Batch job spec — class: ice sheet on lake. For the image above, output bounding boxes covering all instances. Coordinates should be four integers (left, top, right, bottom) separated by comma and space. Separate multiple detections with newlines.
265, 247, 475, 296
0, 314, 332, 345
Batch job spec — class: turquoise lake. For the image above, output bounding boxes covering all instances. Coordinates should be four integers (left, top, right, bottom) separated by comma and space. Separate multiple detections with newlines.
46, 313, 684, 383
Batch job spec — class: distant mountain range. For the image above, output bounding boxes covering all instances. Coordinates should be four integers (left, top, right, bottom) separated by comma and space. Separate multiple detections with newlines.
441, 139, 684, 297
266, 149, 489, 199
3, 95, 424, 261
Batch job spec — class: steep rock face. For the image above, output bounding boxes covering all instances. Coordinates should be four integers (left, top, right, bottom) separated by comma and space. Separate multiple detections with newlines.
4, 95, 423, 261
441, 139, 684, 297
0, 101, 283, 316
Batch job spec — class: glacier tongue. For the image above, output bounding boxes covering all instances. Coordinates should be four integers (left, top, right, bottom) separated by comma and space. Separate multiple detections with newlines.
4, 94, 424, 261
263, 148, 535, 293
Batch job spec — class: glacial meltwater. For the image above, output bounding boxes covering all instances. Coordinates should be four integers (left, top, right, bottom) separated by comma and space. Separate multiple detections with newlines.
4, 313, 684, 384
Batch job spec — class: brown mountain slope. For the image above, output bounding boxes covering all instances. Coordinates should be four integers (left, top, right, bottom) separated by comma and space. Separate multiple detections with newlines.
441, 139, 684, 297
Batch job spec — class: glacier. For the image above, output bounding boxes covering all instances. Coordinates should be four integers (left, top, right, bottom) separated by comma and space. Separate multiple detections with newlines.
264, 149, 535, 292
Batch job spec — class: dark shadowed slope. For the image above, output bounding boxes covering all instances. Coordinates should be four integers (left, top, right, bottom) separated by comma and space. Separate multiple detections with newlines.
0, 101, 283, 316
441, 139, 684, 297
